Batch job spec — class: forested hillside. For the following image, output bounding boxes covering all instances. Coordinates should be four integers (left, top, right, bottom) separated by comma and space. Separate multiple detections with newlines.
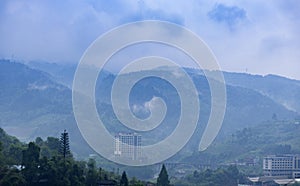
0, 128, 146, 186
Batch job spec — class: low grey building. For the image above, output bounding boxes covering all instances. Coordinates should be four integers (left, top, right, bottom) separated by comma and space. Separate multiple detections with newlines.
263, 154, 300, 179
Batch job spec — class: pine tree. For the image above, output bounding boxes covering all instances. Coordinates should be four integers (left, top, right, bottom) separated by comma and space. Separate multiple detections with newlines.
157, 164, 170, 186
60, 130, 71, 159
120, 171, 128, 186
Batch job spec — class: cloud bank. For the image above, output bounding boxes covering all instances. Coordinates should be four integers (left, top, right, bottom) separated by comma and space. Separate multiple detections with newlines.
0, 0, 299, 79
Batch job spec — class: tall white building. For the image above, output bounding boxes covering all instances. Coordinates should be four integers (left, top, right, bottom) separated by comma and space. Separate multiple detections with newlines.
114, 133, 141, 160
263, 155, 300, 178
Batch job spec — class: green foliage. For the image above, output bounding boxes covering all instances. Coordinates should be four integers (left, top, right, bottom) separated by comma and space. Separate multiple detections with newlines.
157, 164, 170, 186
175, 166, 248, 186
129, 177, 144, 186
22, 142, 40, 184
0, 168, 26, 186
183, 120, 300, 176
0, 128, 25, 165
35, 136, 61, 158
0, 128, 146, 186
122, 166, 155, 180
86, 158, 98, 186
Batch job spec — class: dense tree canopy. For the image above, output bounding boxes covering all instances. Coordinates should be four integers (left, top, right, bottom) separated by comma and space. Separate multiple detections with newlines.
174, 165, 249, 186
0, 128, 257, 186
0, 128, 150, 186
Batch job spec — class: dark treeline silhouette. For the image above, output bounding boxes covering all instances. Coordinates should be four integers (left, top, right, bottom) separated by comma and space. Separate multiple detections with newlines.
0, 129, 148, 186
1, 128, 281, 186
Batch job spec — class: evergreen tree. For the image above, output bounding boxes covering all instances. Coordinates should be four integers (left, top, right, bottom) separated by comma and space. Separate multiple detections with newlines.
60, 129, 71, 159
120, 171, 128, 186
157, 164, 170, 186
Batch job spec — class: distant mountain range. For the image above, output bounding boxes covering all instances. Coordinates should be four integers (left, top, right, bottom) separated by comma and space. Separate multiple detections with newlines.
0, 59, 299, 159
0, 60, 91, 157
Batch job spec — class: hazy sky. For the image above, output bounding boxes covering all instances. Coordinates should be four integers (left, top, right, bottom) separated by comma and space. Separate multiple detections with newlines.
0, 0, 299, 79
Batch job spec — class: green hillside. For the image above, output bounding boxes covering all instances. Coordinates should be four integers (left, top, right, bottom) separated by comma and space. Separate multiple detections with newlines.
0, 59, 299, 161
183, 120, 300, 175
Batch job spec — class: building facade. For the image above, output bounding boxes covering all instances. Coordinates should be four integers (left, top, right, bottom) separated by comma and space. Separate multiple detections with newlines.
114, 133, 141, 160
263, 154, 300, 178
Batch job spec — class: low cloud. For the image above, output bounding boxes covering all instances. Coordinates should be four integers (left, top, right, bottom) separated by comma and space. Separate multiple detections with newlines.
0, 0, 299, 79
208, 3, 247, 30
132, 97, 159, 118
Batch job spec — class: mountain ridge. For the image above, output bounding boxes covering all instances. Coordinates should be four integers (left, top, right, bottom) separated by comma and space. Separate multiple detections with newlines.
0, 59, 299, 159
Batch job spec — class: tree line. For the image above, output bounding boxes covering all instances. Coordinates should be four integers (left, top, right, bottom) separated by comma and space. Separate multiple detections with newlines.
1, 127, 262, 186
0, 128, 172, 186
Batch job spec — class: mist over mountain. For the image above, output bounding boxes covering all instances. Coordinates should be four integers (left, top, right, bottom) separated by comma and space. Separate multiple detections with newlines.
26, 61, 77, 88
222, 72, 300, 114
0, 60, 91, 157
0, 59, 299, 159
